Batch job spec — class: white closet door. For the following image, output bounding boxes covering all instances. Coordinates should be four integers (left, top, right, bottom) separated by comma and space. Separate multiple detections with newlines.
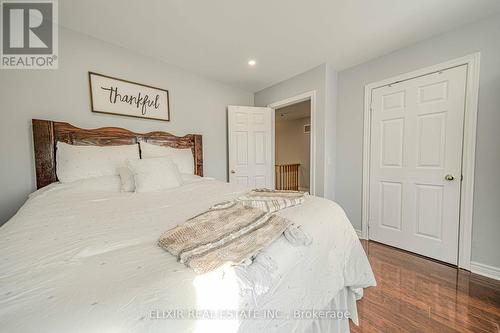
369, 65, 467, 264
228, 106, 273, 188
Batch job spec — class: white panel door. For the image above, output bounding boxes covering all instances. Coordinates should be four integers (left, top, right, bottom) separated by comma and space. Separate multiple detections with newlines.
369, 65, 467, 264
228, 106, 273, 188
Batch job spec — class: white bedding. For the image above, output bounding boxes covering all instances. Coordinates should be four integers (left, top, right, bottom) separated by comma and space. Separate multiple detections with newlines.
0, 179, 375, 333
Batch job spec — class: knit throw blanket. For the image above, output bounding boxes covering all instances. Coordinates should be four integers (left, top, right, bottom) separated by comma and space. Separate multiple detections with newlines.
237, 188, 306, 213
158, 190, 306, 273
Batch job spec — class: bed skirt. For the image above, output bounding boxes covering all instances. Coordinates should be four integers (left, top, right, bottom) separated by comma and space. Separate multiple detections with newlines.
234, 286, 361, 333
307, 287, 360, 333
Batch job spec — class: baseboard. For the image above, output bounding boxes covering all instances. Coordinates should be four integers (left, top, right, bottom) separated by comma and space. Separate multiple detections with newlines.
470, 261, 500, 281
354, 231, 498, 280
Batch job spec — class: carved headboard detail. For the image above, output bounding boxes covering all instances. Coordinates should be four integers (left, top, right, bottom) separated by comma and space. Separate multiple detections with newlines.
32, 119, 203, 189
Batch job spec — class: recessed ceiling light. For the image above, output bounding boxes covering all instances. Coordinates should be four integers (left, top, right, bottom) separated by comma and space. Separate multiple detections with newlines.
248, 60, 256, 66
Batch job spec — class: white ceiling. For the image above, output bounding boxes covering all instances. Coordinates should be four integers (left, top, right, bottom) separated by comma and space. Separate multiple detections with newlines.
60, 0, 500, 92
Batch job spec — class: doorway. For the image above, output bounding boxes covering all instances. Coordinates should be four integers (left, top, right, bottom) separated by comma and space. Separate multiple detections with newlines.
275, 100, 311, 192
268, 91, 316, 195
362, 54, 480, 269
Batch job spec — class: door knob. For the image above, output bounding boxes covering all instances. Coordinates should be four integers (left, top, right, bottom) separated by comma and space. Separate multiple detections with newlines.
230, 170, 236, 174
444, 174, 455, 181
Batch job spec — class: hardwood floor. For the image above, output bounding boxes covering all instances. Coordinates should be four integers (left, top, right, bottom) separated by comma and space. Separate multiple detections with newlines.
350, 241, 500, 333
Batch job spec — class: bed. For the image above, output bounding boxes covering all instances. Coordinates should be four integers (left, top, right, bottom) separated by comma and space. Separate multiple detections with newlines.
0, 119, 375, 333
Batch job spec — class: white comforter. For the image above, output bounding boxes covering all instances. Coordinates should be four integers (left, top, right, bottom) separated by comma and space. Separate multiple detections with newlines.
0, 179, 375, 333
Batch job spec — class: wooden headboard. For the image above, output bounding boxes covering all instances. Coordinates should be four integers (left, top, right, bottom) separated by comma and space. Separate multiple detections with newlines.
32, 119, 203, 189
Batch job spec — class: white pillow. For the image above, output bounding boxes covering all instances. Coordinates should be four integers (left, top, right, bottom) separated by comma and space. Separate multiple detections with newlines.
140, 141, 195, 174
127, 157, 182, 192
180, 173, 203, 183
59, 175, 122, 193
56, 142, 140, 183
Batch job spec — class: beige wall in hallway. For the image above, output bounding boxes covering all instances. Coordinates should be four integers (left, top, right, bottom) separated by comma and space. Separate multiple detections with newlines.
275, 103, 311, 190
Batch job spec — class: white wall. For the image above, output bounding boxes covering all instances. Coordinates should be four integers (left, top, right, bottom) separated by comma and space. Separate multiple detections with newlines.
275, 116, 311, 190
324, 66, 338, 199
255, 64, 338, 198
336, 14, 500, 268
0, 27, 253, 225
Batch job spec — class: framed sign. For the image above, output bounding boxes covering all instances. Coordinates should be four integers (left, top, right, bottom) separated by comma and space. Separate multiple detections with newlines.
88, 72, 170, 121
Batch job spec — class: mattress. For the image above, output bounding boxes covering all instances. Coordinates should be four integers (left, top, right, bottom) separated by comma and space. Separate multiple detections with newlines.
0, 178, 375, 333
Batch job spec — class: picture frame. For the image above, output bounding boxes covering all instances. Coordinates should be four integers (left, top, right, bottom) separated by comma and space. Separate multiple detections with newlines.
88, 72, 170, 121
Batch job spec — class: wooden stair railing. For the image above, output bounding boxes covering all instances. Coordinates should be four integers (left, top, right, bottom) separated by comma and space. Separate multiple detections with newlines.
275, 164, 300, 191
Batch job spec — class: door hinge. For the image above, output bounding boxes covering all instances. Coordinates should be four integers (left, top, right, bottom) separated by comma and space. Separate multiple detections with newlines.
461, 174, 464, 181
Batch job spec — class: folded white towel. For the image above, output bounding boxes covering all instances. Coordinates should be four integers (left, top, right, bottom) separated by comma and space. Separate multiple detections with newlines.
234, 253, 278, 303
234, 225, 312, 300
284, 223, 313, 246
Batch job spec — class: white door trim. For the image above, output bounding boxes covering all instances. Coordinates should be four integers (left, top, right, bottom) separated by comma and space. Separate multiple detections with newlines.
267, 90, 317, 195
361, 53, 480, 270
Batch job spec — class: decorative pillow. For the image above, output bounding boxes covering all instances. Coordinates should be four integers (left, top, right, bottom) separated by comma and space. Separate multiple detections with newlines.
127, 157, 182, 192
118, 166, 198, 192
117, 167, 135, 192
56, 142, 140, 183
140, 141, 195, 174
